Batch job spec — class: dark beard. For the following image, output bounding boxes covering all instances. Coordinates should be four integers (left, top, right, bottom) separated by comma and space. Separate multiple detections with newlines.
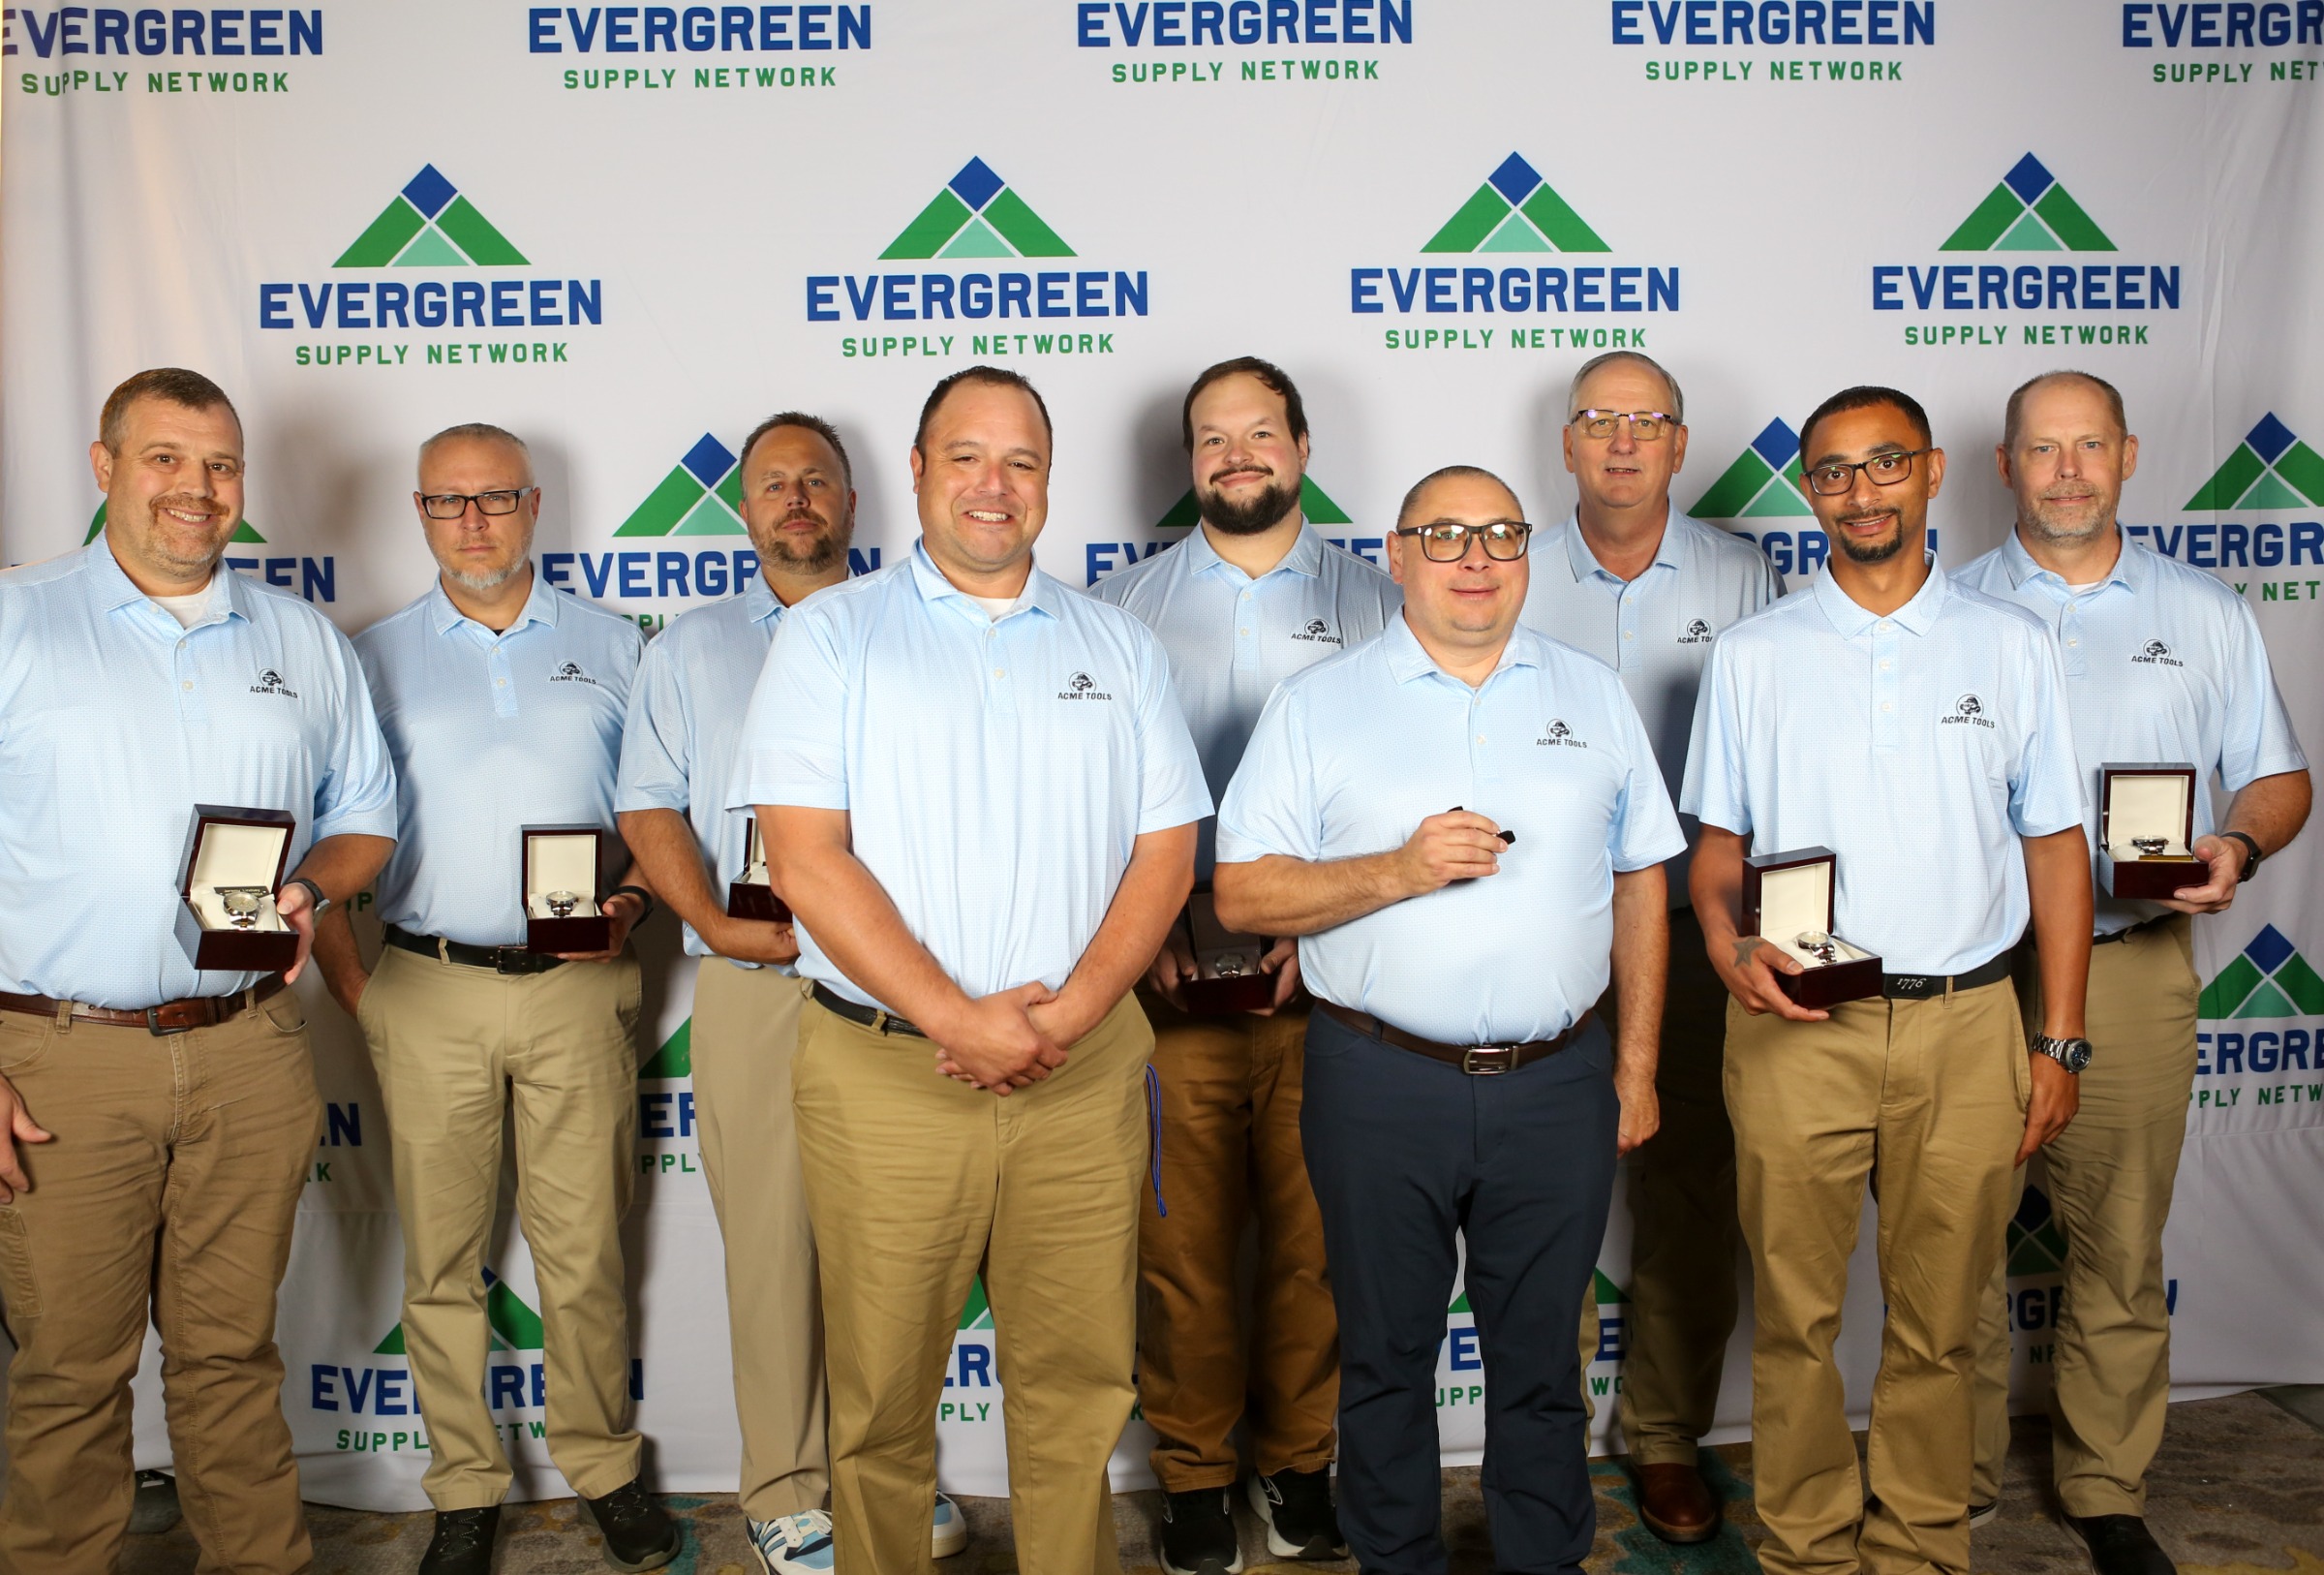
1197, 475, 1300, 537
1834, 518, 1906, 564
753, 515, 846, 573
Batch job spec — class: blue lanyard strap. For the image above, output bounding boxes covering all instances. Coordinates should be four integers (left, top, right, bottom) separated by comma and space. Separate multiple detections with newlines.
1145, 1062, 1167, 1220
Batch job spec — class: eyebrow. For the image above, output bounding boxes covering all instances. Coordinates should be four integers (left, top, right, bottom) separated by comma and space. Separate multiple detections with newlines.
1807, 441, 1912, 467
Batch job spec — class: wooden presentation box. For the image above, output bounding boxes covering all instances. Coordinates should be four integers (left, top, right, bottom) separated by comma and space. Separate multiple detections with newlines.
1741, 846, 1882, 1008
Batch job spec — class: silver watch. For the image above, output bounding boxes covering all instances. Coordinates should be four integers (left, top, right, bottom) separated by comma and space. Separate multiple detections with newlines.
2031, 1033, 2093, 1074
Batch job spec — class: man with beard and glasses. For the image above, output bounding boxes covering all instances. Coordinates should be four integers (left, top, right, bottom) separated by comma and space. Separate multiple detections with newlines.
1517, 352, 1781, 1545
1091, 356, 1397, 1575
616, 414, 965, 1573
1681, 384, 2094, 1575
0, 368, 397, 1575
312, 423, 674, 1575
1957, 373, 2308, 1575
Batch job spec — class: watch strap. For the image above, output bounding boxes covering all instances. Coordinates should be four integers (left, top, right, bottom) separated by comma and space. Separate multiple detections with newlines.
2220, 830, 2262, 882
608, 883, 656, 924
286, 877, 330, 917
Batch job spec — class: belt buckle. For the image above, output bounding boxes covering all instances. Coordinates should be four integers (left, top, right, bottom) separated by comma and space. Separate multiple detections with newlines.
1461, 1043, 1516, 1076
492, 947, 532, 975
144, 1005, 195, 1036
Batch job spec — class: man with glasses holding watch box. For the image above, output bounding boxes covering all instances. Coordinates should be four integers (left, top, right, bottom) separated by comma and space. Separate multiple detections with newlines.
1682, 385, 2094, 1575
1518, 352, 1782, 1544
311, 423, 674, 1575
1958, 372, 2309, 1575
1214, 464, 1682, 1575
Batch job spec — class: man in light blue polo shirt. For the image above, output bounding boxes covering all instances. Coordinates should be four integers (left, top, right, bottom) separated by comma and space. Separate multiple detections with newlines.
1682, 385, 2094, 1575
1519, 351, 1782, 1543
311, 424, 673, 1575
1960, 373, 2309, 1575
1092, 356, 1398, 1572
734, 367, 1208, 1575
0, 369, 397, 1575
1215, 464, 1682, 1575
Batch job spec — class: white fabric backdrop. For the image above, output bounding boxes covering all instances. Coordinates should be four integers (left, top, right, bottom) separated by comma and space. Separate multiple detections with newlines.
1, 0, 2319, 1508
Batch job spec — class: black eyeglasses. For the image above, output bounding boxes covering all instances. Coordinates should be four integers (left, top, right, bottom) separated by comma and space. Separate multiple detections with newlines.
1392, 521, 1533, 562
1804, 449, 1930, 497
419, 486, 536, 520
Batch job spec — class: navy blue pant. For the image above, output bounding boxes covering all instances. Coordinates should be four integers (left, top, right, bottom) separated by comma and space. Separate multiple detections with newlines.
1300, 1009, 1618, 1575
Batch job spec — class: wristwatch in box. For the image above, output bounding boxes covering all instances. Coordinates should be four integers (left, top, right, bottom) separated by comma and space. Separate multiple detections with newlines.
727, 816, 792, 923
1177, 884, 1276, 1016
1741, 846, 1883, 1008
522, 825, 611, 952
2096, 762, 2202, 900
175, 805, 301, 972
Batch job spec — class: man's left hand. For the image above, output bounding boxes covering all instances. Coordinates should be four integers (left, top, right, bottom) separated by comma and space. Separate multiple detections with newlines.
556, 892, 642, 962
274, 880, 321, 985
2158, 833, 2244, 915
2017, 1053, 2081, 1165
1246, 937, 1300, 1017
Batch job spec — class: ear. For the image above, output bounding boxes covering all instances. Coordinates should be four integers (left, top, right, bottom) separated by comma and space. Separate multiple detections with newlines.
90, 440, 114, 493
1668, 422, 1690, 477
2119, 433, 2140, 483
908, 445, 927, 494
1923, 447, 1947, 500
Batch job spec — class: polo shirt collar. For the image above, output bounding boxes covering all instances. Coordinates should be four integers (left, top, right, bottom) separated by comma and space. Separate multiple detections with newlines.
427, 564, 559, 638
88, 540, 245, 629
1815, 551, 1950, 638
1559, 510, 1683, 586
1185, 518, 1325, 582
1381, 608, 1542, 687
908, 539, 1061, 621
742, 571, 783, 626
1998, 526, 2143, 597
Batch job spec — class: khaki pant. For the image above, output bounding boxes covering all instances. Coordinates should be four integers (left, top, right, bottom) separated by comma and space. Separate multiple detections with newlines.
691, 961, 828, 1522
1134, 992, 1335, 1492
1971, 917, 2197, 1516
1728, 979, 2030, 1575
0, 988, 321, 1575
794, 991, 1151, 1575
356, 943, 644, 1510
1585, 908, 1737, 1465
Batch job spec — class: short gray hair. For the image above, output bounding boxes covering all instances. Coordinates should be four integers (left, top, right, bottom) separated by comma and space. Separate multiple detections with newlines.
1567, 351, 1685, 424
418, 421, 532, 480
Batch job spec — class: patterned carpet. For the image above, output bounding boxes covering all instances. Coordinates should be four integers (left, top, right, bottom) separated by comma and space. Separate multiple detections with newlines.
120, 1389, 2324, 1575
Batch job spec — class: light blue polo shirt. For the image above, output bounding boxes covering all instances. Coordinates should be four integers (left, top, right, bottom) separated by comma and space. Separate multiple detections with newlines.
730, 541, 1210, 1012
1681, 557, 2086, 976
1092, 520, 1401, 874
356, 571, 644, 948
1217, 615, 1684, 1045
0, 542, 399, 1008
1519, 510, 1784, 905
1958, 531, 2306, 934
616, 573, 795, 966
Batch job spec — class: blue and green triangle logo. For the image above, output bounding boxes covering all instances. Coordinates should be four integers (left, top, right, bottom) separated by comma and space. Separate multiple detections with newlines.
85, 501, 263, 545
1422, 153, 1609, 255
1154, 477, 1352, 530
639, 1018, 690, 1079
2184, 414, 2324, 512
958, 1276, 994, 1331
2198, 923, 2324, 1020
1448, 1270, 1625, 1317
335, 165, 529, 268
1941, 153, 2115, 253
2005, 1185, 2069, 1277
373, 1268, 543, 1355
1689, 418, 1812, 520
617, 436, 747, 538
881, 158, 1073, 261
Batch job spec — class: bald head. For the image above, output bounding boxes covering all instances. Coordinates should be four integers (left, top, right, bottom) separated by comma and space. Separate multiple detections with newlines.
1395, 464, 1520, 530
2003, 370, 2125, 449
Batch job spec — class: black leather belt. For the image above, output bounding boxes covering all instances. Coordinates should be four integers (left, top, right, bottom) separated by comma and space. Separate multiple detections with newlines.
1881, 951, 2011, 1000
810, 981, 927, 1037
2095, 914, 2179, 946
1316, 1001, 1586, 1074
384, 923, 565, 975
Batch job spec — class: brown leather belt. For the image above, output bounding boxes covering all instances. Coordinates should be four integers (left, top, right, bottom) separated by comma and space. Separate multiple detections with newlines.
1316, 1001, 1587, 1075
0, 975, 288, 1036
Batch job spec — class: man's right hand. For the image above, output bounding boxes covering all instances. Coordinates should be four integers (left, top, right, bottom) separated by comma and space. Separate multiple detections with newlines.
933, 982, 1070, 1095
1710, 936, 1830, 1022
1396, 810, 1507, 894
1144, 933, 1197, 1010
711, 916, 803, 968
0, 1072, 54, 1202
325, 969, 370, 1021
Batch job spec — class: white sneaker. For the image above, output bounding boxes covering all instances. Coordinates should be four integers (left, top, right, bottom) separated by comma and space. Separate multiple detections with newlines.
749, 1511, 836, 1575
933, 1492, 967, 1559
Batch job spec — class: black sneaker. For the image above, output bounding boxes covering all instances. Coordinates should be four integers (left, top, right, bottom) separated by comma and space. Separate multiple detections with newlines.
2071, 1515, 2178, 1575
1158, 1487, 1244, 1575
1247, 1468, 1347, 1560
579, 1479, 682, 1573
418, 1506, 502, 1575
1969, 1498, 2002, 1529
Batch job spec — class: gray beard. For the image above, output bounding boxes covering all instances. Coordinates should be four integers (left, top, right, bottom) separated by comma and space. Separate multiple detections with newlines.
443, 558, 528, 595
2021, 510, 2113, 546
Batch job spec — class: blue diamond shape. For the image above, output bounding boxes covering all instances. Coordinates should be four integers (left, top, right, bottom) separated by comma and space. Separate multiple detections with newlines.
680, 433, 738, 489
947, 157, 1006, 213
2246, 922, 2298, 976
1751, 417, 1801, 471
2246, 413, 2298, 466
401, 164, 458, 220
2003, 153, 2054, 206
1487, 152, 1544, 207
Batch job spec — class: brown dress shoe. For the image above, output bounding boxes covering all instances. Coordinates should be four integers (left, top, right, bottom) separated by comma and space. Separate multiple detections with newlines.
1636, 1463, 1721, 1544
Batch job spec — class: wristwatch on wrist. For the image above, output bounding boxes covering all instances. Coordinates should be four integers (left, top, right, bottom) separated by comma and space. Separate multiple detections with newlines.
2219, 830, 2263, 883
285, 877, 331, 919
608, 884, 656, 925
2031, 1033, 2093, 1074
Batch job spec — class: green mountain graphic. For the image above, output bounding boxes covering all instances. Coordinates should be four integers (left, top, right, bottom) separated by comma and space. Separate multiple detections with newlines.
374, 1269, 543, 1355
335, 165, 528, 268
1689, 418, 1813, 520
2184, 414, 2324, 511
2005, 1186, 2069, 1277
1423, 153, 1609, 254
881, 158, 1073, 261
639, 1018, 690, 1079
617, 435, 747, 538
959, 1276, 994, 1331
2199, 923, 2324, 1020
85, 501, 263, 545
1155, 477, 1351, 530
1941, 153, 2114, 252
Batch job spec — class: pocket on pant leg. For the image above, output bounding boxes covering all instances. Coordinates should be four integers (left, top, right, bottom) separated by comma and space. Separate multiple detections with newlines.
0, 1207, 45, 1322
